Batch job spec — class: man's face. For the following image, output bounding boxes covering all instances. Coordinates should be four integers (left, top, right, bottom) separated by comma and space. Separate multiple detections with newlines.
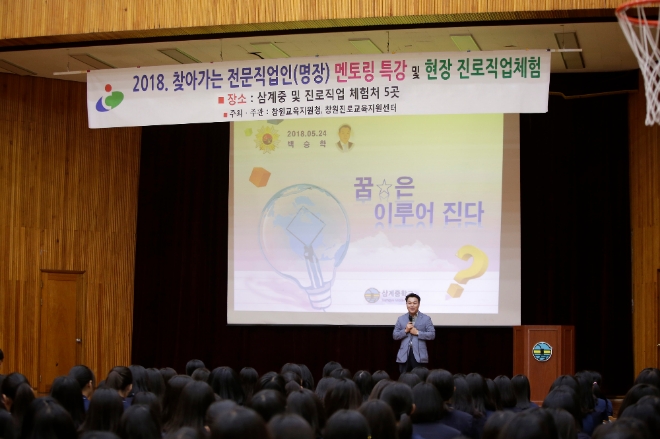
339, 127, 351, 144
406, 298, 419, 315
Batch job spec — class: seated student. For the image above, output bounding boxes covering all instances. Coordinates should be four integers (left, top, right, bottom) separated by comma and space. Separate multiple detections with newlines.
322, 361, 343, 378
592, 417, 650, 439
617, 383, 660, 418
546, 408, 579, 439
106, 366, 134, 409
411, 367, 430, 384
482, 411, 515, 439
69, 365, 96, 412
353, 371, 373, 402
239, 367, 258, 405
410, 383, 461, 439
466, 373, 496, 419
131, 391, 162, 425
542, 387, 589, 439
324, 378, 362, 418
162, 375, 192, 425
287, 389, 322, 438
372, 371, 390, 386
185, 360, 205, 377
144, 368, 166, 402
619, 402, 660, 438
248, 389, 286, 423
164, 381, 215, 435
129, 365, 150, 395
50, 375, 86, 429
208, 406, 270, 439
329, 368, 352, 380
299, 365, 315, 391
426, 369, 474, 437
208, 367, 245, 405
494, 376, 516, 411
314, 377, 337, 401
498, 408, 559, 439
118, 405, 162, 439
398, 373, 422, 389
511, 374, 539, 412
369, 379, 394, 401
590, 371, 613, 418
574, 374, 606, 435
634, 367, 660, 389
324, 409, 371, 439
358, 399, 398, 439
20, 397, 77, 439
256, 372, 286, 396
268, 413, 315, 439
486, 379, 502, 411
159, 368, 177, 386
1, 372, 34, 435
453, 376, 485, 438
80, 388, 125, 434
0, 409, 15, 439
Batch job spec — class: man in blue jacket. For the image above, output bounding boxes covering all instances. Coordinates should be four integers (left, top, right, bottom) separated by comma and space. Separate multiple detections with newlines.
393, 293, 436, 374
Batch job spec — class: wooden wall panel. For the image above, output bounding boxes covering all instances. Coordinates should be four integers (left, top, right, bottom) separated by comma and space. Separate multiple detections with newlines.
0, 0, 625, 44
0, 72, 141, 387
629, 79, 660, 376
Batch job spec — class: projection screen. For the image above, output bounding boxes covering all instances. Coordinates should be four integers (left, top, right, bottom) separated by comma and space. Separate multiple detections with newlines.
228, 113, 520, 326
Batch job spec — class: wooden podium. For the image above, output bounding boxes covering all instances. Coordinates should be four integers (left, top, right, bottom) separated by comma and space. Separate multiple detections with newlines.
513, 325, 575, 403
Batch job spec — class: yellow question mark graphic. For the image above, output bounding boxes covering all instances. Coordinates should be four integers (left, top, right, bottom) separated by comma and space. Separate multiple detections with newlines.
447, 245, 489, 298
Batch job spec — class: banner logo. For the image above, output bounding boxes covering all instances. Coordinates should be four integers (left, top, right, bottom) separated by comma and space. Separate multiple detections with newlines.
95, 84, 124, 112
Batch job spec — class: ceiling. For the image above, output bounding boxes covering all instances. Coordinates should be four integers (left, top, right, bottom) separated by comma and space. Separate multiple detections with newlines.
0, 21, 640, 82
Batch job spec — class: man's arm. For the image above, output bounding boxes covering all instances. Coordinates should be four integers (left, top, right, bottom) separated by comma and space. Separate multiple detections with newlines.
415, 316, 436, 340
393, 317, 408, 340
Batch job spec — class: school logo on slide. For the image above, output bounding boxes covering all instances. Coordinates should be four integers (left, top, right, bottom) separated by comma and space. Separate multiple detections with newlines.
255, 125, 280, 153
95, 84, 124, 112
364, 288, 380, 303
532, 341, 552, 362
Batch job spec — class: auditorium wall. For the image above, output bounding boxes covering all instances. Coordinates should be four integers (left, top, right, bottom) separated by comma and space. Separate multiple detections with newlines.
0, 73, 141, 385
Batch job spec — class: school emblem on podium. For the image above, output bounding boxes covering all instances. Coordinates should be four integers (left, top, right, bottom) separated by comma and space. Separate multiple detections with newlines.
532, 341, 552, 362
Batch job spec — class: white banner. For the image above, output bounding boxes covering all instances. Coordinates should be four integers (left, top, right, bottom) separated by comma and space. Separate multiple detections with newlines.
87, 50, 550, 128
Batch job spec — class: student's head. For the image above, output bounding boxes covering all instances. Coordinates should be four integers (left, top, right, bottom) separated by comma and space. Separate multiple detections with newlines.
542, 387, 583, 428
131, 391, 163, 425
281, 363, 303, 378
118, 404, 162, 439
208, 407, 270, 439
106, 366, 133, 398
329, 368, 352, 380
268, 413, 314, 439
494, 375, 516, 409
592, 417, 651, 439
352, 371, 373, 402
185, 360, 206, 377
298, 364, 315, 390
511, 374, 533, 409
369, 379, 393, 401
498, 408, 559, 439
550, 375, 579, 394
286, 389, 320, 435
379, 382, 414, 421
545, 408, 578, 439
248, 389, 286, 423
314, 377, 337, 401
129, 365, 150, 394
205, 400, 239, 428
466, 372, 495, 413
323, 378, 362, 418
159, 368, 177, 385
323, 361, 343, 378
486, 378, 502, 411
635, 367, 660, 389
50, 375, 85, 428
0, 410, 15, 439
425, 369, 454, 402
620, 401, 660, 438
398, 373, 421, 389
256, 372, 286, 396
451, 376, 477, 416
410, 367, 429, 383
482, 410, 515, 439
324, 409, 370, 439
411, 383, 443, 424
20, 397, 77, 439
239, 367, 259, 403
282, 371, 303, 386
145, 368, 166, 401
162, 375, 193, 425
1, 372, 34, 422
208, 367, 245, 405
358, 399, 397, 439
69, 364, 96, 398
81, 387, 125, 433
165, 380, 215, 433
372, 370, 390, 385
618, 383, 660, 417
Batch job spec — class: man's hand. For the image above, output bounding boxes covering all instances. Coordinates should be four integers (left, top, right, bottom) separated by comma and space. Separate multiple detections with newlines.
410, 327, 419, 336
405, 322, 413, 333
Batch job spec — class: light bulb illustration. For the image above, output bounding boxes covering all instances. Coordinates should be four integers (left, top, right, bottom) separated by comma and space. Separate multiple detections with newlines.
258, 184, 350, 310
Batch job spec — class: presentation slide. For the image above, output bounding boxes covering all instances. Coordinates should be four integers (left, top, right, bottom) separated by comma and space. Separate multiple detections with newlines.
228, 114, 521, 326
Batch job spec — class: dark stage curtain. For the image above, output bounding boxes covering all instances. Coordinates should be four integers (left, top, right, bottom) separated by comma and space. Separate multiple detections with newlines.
133, 75, 633, 395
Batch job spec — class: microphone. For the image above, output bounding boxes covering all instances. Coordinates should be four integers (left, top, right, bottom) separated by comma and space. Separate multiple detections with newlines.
408, 314, 413, 323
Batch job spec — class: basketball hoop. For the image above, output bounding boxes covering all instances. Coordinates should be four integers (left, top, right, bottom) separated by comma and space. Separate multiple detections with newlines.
617, 0, 660, 125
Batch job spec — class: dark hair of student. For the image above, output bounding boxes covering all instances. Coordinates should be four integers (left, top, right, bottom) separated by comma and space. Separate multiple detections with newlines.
106, 367, 133, 396
482, 410, 515, 439
550, 375, 579, 394
286, 389, 320, 436
117, 404, 162, 439
324, 409, 371, 439
208, 367, 245, 405
268, 413, 314, 439
50, 375, 86, 429
208, 407, 270, 439
620, 401, 660, 437
248, 389, 286, 423
69, 365, 96, 391
145, 368, 165, 402
1, 373, 34, 431
323, 378, 362, 418
314, 377, 337, 401
592, 417, 651, 439
410, 367, 429, 383
398, 373, 421, 389
239, 367, 259, 404
379, 382, 414, 421
256, 372, 286, 396
161, 375, 192, 426
298, 364, 315, 390
358, 399, 397, 439
185, 360, 205, 377
190, 368, 210, 384
590, 370, 606, 399
511, 374, 534, 410
635, 367, 660, 389
369, 379, 393, 401
0, 410, 16, 439
131, 391, 162, 425
545, 407, 578, 439
425, 369, 453, 402
282, 371, 303, 386
486, 378, 502, 411
494, 375, 516, 409
285, 380, 302, 395
281, 363, 303, 378
159, 368, 177, 385
398, 414, 413, 439
452, 376, 480, 417
80, 388, 125, 433
129, 365, 149, 394
322, 361, 343, 378
80, 431, 121, 439
637, 394, 660, 413
542, 387, 583, 428
575, 374, 596, 414
498, 407, 559, 439
352, 370, 373, 402
164, 380, 215, 433
163, 427, 200, 439
466, 373, 496, 413
617, 383, 660, 418
20, 397, 77, 439
372, 370, 390, 385
411, 383, 444, 424
329, 368, 352, 380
